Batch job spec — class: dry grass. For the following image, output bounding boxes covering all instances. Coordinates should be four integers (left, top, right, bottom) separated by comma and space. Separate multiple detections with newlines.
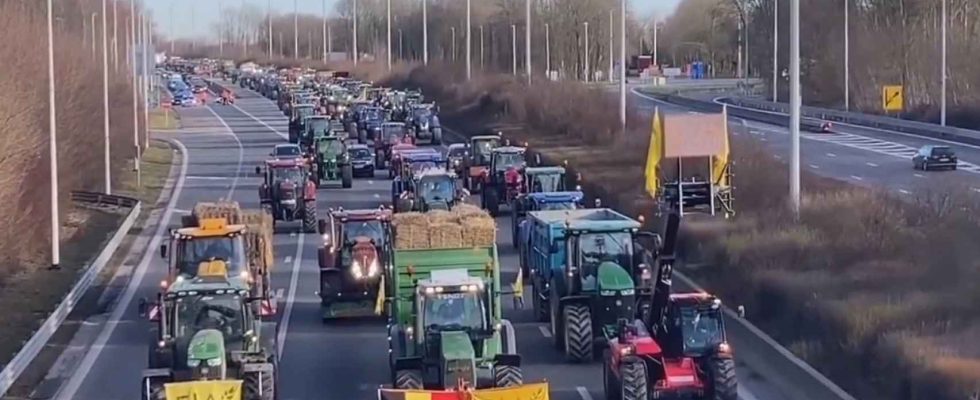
149, 107, 180, 130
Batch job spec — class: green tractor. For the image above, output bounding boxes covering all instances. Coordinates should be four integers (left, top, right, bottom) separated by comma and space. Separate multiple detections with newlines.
525, 208, 660, 362
311, 136, 353, 188
386, 233, 523, 390
302, 115, 332, 150
139, 261, 278, 400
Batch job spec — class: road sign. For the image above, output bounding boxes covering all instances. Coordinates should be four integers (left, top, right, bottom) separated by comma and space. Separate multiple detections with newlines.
883, 85, 904, 112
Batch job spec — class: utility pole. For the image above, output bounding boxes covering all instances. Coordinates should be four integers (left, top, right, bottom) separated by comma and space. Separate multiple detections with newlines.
399, 29, 403, 60
480, 26, 484, 69
101, 0, 111, 195
466, 0, 471, 80
308, 31, 313, 59
608, 10, 614, 82
293, 0, 298, 58
789, 0, 801, 215
545, 23, 550, 79
322, 0, 328, 62
653, 17, 658, 66
774, 0, 779, 101
451, 27, 457, 61
268, 0, 273, 58
525, 0, 531, 85
328, 24, 333, 54
91, 13, 98, 60
112, 0, 119, 71
130, 0, 140, 189
511, 24, 517, 76
219, 0, 224, 56
941, 0, 947, 126
843, 0, 849, 110
386, 0, 392, 70
169, 2, 174, 54
584, 22, 590, 82
142, 10, 150, 151
619, 0, 626, 133
352, 0, 358, 65
422, 0, 428, 65
46, 0, 60, 269
242, 0, 247, 58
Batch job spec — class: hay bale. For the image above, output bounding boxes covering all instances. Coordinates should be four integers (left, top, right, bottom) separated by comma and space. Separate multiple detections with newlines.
240, 210, 274, 273
428, 222, 463, 248
453, 204, 488, 220
427, 210, 456, 224
192, 201, 243, 224
393, 212, 430, 249
460, 215, 496, 247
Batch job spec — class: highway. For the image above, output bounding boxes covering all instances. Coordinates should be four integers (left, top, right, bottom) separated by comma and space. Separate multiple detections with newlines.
630, 87, 980, 195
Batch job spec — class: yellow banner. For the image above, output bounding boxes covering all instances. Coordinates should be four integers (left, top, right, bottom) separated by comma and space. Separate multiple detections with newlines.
644, 108, 664, 198
164, 380, 242, 400
470, 383, 550, 400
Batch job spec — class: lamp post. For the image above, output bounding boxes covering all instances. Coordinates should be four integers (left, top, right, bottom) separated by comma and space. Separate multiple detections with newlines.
584, 22, 589, 82
101, 0, 112, 195
525, 0, 531, 85
466, 0, 471, 80
46, 0, 61, 269
422, 0, 428, 65
789, 0, 801, 215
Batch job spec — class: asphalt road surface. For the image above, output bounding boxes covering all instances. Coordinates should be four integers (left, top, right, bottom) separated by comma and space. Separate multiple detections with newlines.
43, 81, 800, 400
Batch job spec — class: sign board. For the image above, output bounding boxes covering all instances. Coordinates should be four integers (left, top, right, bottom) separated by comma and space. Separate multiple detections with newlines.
663, 67, 683, 78
882, 85, 904, 112
164, 380, 242, 400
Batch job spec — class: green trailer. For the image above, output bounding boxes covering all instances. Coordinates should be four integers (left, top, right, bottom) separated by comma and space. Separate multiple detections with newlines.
385, 244, 523, 390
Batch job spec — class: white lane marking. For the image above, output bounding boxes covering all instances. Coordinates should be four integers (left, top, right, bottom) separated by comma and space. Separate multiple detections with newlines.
687, 111, 701, 115
277, 232, 305, 359
576, 386, 593, 400
373, 193, 380, 199
850, 175, 864, 181
186, 175, 233, 180
203, 106, 245, 200
538, 325, 552, 338
739, 385, 763, 400
898, 189, 911, 195
290, 231, 297, 237
275, 288, 285, 300
866, 162, 879, 167
972, 188, 980, 193
173, 208, 190, 214
809, 164, 820, 169
230, 103, 288, 139
55, 139, 189, 399
914, 173, 924, 178
826, 153, 837, 157
284, 256, 293, 263
368, 180, 374, 185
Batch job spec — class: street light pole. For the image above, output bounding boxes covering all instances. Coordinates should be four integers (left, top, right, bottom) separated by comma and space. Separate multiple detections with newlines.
219, 0, 224, 56
293, 0, 298, 58
789, 0, 801, 215
399, 29, 403, 60
480, 26, 484, 69
322, 0, 328, 62
451, 27, 456, 61
113, 0, 119, 71
525, 0, 531, 85
422, 0, 428, 65
241, 0, 247, 58
92, 13, 98, 60
466, 0, 471, 80
386, 0, 392, 70
619, 0, 626, 133
352, 0, 358, 65
46, 0, 60, 269
101, 0, 112, 195
169, 2, 174, 54
774, 0, 779, 102
268, 0, 273, 58
141, 10, 150, 152
545, 23, 550, 79
511, 24, 517, 76
844, 0, 849, 110
608, 10, 613, 82
584, 22, 590, 82
941, 0, 947, 126
130, 0, 140, 189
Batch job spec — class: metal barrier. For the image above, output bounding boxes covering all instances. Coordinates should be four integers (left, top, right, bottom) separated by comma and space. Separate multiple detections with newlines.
70, 190, 139, 208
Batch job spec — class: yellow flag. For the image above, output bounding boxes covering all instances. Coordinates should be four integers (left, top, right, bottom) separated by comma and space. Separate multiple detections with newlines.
644, 108, 664, 197
511, 272, 523, 299
375, 275, 386, 315
164, 380, 242, 400
470, 383, 550, 400
713, 105, 731, 188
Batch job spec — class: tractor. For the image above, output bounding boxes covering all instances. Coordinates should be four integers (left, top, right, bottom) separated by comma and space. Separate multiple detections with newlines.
310, 136, 353, 188
288, 104, 316, 144
393, 168, 463, 213
256, 158, 318, 232
375, 122, 414, 170
316, 208, 393, 321
479, 146, 528, 217
406, 103, 443, 145
514, 190, 585, 276
356, 106, 386, 144
523, 208, 660, 362
138, 261, 278, 400
302, 115, 331, 151
510, 166, 579, 248
462, 134, 502, 193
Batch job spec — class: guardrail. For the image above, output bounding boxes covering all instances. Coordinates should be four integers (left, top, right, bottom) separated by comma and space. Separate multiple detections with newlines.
0, 192, 142, 397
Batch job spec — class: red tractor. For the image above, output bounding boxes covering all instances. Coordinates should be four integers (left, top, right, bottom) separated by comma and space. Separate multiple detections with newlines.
479, 146, 527, 217
316, 208, 393, 321
256, 158, 318, 232
463, 134, 503, 193
603, 214, 738, 400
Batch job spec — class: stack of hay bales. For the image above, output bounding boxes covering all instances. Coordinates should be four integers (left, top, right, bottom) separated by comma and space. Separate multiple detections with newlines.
186, 201, 275, 274
392, 205, 496, 249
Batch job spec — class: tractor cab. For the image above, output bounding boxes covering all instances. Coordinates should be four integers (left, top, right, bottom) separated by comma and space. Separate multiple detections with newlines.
658, 293, 728, 359
289, 104, 317, 143
304, 115, 331, 144
523, 166, 571, 194
257, 158, 318, 231
317, 208, 393, 320
511, 191, 586, 251
311, 136, 353, 188
479, 146, 527, 216
396, 169, 460, 213
160, 218, 248, 288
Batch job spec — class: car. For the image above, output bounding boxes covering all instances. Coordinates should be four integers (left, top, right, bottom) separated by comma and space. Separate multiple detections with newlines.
802, 118, 833, 133
913, 145, 957, 171
446, 143, 467, 175
271, 144, 304, 160
348, 144, 375, 177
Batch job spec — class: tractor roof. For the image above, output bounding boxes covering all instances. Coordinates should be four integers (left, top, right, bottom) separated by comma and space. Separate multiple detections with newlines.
447, 143, 467, 150
528, 208, 641, 231
670, 292, 722, 308
348, 143, 370, 150
331, 207, 393, 222
525, 166, 565, 175
527, 191, 584, 204
418, 268, 485, 288
471, 135, 501, 141
382, 122, 406, 127
175, 218, 246, 237
415, 167, 454, 179
493, 146, 526, 154
403, 150, 443, 163
265, 158, 308, 168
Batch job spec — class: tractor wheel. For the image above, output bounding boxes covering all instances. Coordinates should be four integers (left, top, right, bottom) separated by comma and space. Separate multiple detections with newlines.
707, 357, 738, 400
141, 377, 166, 400
432, 128, 443, 145
341, 165, 353, 188
493, 365, 523, 388
549, 287, 564, 350
532, 279, 548, 322
244, 369, 276, 400
484, 188, 500, 217
602, 349, 621, 400
563, 303, 594, 362
394, 369, 423, 390
302, 201, 317, 233
358, 129, 367, 144
620, 360, 648, 400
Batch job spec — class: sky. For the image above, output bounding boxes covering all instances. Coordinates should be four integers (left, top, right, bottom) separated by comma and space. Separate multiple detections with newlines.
147, 0, 681, 40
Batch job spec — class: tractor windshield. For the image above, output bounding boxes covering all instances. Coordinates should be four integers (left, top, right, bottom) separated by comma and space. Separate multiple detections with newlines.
317, 139, 344, 157
409, 161, 438, 174
383, 125, 408, 142
679, 307, 724, 355
343, 220, 384, 244
537, 201, 577, 211
494, 153, 525, 172
422, 290, 486, 332
176, 236, 246, 277
295, 107, 314, 120
272, 166, 305, 183
473, 140, 499, 165
308, 118, 329, 133
172, 293, 247, 343
529, 172, 564, 192
578, 232, 633, 283
418, 175, 455, 202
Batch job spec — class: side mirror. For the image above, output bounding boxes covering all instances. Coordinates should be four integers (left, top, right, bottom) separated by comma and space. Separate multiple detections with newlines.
318, 219, 328, 234
738, 305, 746, 318
137, 298, 152, 318
159, 244, 168, 259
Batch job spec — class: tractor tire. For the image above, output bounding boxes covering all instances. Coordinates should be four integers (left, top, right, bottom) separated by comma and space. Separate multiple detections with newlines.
549, 287, 564, 350
602, 349, 621, 400
484, 188, 500, 217
394, 369, 423, 390
244, 369, 276, 400
563, 303, 594, 362
620, 360, 648, 400
341, 165, 353, 188
432, 128, 443, 145
532, 279, 548, 322
302, 201, 317, 233
358, 129, 367, 144
493, 365, 523, 388
707, 357, 738, 400
141, 378, 166, 400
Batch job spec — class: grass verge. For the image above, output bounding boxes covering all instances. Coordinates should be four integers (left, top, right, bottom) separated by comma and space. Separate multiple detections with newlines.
149, 107, 180, 130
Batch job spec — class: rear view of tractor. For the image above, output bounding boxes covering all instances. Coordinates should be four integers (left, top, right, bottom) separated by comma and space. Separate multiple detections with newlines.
311, 136, 353, 188
480, 146, 528, 217
463, 134, 502, 193
256, 158, 318, 232
317, 208, 393, 320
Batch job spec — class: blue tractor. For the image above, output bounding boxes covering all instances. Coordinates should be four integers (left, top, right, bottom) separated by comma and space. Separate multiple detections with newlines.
510, 166, 580, 248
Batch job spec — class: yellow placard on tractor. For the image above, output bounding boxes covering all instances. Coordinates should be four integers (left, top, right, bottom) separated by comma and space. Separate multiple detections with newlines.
164, 380, 243, 400
378, 382, 549, 400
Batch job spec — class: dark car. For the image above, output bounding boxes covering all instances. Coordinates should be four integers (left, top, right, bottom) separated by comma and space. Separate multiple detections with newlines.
913, 145, 957, 171
446, 143, 467, 175
348, 144, 375, 177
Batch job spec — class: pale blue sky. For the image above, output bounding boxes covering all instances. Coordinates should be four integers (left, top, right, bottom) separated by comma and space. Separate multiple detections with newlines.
147, 0, 680, 39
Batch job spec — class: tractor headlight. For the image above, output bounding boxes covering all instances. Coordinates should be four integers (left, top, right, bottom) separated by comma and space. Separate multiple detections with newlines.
351, 260, 363, 279
187, 359, 201, 368
206, 357, 223, 367
368, 259, 380, 277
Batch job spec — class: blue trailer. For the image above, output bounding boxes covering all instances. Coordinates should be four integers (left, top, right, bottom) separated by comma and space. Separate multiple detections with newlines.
515, 191, 584, 276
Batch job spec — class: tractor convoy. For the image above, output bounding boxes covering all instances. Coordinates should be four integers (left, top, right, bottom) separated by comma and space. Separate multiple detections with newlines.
144, 59, 740, 400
